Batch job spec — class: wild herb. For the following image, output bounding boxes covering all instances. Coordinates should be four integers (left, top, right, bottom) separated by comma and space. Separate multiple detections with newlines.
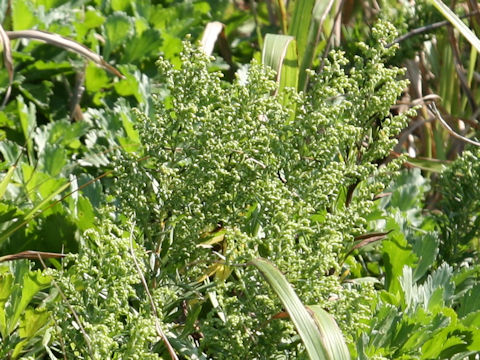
108, 21, 413, 357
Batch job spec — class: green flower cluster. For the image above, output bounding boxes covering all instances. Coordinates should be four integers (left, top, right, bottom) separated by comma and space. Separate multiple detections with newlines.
50, 219, 165, 359
55, 21, 411, 358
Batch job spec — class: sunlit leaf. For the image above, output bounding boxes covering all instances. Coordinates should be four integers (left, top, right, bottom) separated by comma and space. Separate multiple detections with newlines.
250, 258, 349, 360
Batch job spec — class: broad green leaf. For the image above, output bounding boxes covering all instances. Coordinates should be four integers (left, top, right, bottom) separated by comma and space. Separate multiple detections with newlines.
262, 34, 299, 95
73, 196, 95, 231
23, 180, 70, 221
412, 233, 439, 282
430, 0, 480, 54
41, 146, 67, 177
19, 307, 50, 339
11, 0, 37, 31
382, 230, 417, 296
75, 9, 105, 40
19, 81, 54, 109
307, 305, 350, 359
111, 0, 130, 12
86, 61, 111, 92
458, 284, 480, 318
250, 258, 349, 360
0, 267, 14, 338
7, 263, 51, 335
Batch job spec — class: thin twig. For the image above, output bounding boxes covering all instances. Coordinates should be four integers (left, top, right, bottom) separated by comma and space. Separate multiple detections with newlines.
428, 102, 480, 147
128, 222, 179, 360
388, 10, 480, 47
37, 255, 95, 359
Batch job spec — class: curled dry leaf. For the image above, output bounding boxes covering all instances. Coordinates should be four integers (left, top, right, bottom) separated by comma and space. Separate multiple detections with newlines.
0, 250, 66, 263
200, 21, 225, 56
7, 30, 124, 78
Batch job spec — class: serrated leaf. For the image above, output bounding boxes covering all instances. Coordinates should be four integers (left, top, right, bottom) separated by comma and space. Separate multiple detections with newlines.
122, 28, 162, 63
104, 12, 133, 59
7, 261, 51, 335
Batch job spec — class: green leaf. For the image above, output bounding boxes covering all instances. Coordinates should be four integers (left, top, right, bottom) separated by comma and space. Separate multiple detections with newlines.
75, 9, 105, 40
19, 81, 54, 109
250, 258, 349, 360
262, 34, 299, 94
121, 28, 163, 63
17, 95, 37, 164
11, 0, 38, 31
85, 61, 111, 92
103, 12, 133, 59
19, 307, 50, 339
404, 155, 448, 173
307, 305, 350, 359
288, 0, 315, 63
412, 233, 439, 282
6, 261, 51, 336
382, 231, 417, 296
297, 0, 334, 90
0, 267, 14, 338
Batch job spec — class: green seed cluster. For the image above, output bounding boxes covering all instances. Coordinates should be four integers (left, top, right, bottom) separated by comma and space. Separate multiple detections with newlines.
57, 20, 412, 357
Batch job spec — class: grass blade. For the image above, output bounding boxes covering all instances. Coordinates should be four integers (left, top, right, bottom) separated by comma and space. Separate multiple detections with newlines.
288, 0, 315, 63
262, 34, 299, 97
307, 305, 350, 360
250, 258, 350, 360
430, 0, 480, 53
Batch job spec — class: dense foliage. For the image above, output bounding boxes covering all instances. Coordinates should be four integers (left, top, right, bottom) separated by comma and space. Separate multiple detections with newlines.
111, 23, 408, 357
1, 0, 480, 359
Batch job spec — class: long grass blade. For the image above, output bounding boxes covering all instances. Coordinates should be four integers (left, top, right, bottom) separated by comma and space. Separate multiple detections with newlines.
288, 0, 315, 63
250, 258, 349, 360
307, 305, 350, 359
262, 34, 299, 94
